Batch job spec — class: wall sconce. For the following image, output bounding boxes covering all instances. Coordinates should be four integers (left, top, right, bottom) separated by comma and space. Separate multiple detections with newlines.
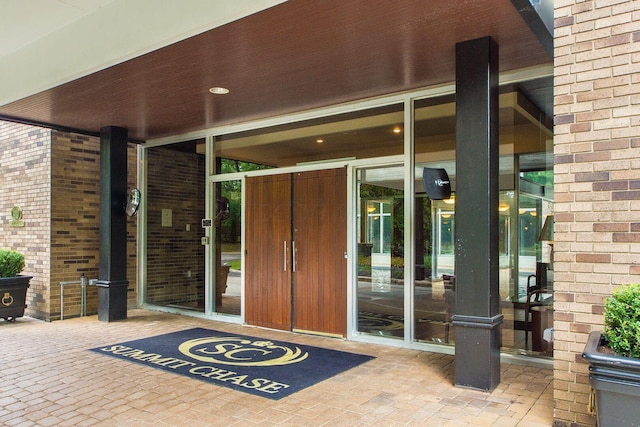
423, 168, 451, 200
538, 214, 554, 243
538, 214, 554, 267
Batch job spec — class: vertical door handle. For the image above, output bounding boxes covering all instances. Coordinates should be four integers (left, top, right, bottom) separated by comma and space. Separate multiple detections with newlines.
292, 240, 297, 272
283, 241, 288, 271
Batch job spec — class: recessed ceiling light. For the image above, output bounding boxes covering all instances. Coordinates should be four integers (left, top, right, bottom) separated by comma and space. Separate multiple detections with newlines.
209, 87, 230, 95
393, 126, 402, 134
316, 139, 324, 144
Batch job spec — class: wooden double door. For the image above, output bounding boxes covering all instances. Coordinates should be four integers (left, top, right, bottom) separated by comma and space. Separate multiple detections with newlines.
245, 168, 347, 336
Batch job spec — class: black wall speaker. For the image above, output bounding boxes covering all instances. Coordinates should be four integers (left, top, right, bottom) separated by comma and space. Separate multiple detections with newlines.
422, 168, 451, 200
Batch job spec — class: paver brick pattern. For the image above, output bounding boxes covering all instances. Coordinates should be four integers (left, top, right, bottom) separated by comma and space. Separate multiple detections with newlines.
0, 310, 552, 426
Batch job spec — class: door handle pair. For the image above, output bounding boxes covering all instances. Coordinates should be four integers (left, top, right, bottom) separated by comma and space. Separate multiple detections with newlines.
283, 241, 297, 272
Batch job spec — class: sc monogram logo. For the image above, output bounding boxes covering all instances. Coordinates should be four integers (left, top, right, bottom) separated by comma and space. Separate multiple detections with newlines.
358, 313, 404, 331
178, 337, 309, 367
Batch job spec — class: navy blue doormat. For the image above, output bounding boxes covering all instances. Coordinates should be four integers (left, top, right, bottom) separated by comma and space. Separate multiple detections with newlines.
90, 327, 374, 400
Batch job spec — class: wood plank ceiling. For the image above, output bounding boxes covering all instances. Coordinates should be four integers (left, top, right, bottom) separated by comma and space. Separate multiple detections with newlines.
0, 0, 551, 142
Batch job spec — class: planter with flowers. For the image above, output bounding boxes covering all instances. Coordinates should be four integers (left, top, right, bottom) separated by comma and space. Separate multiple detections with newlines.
582, 283, 640, 426
0, 249, 31, 322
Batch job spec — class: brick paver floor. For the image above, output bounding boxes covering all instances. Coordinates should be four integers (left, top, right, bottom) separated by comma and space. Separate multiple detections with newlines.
0, 309, 552, 426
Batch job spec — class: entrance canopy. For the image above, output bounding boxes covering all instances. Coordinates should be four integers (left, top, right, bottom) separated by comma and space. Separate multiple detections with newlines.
0, 0, 551, 142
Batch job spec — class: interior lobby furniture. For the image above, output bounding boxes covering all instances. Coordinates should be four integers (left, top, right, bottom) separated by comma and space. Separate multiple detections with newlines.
531, 304, 553, 353
524, 262, 552, 348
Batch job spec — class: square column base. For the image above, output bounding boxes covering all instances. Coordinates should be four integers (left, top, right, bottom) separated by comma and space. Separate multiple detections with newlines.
452, 314, 503, 391
97, 280, 128, 322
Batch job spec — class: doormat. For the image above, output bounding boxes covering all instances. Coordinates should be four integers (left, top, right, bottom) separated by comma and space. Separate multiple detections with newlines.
90, 327, 374, 400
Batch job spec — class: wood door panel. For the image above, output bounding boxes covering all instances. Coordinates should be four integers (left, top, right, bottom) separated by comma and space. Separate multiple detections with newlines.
293, 168, 347, 336
245, 174, 292, 330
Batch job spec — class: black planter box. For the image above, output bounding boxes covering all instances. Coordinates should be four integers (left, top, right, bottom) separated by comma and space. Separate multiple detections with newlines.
582, 331, 640, 427
0, 275, 32, 322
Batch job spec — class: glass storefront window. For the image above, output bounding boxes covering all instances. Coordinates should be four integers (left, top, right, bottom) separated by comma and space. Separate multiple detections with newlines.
214, 179, 242, 316
141, 78, 553, 358
145, 142, 206, 312
214, 104, 404, 171
412, 86, 553, 354
413, 95, 457, 345
356, 166, 405, 339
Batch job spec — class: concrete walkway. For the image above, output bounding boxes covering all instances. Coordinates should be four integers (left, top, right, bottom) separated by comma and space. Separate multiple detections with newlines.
0, 310, 552, 426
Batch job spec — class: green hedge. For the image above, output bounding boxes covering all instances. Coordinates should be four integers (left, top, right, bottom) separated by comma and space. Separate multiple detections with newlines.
604, 283, 640, 359
0, 249, 25, 278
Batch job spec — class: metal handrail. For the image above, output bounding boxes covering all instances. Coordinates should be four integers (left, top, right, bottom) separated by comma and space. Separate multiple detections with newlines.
59, 274, 97, 320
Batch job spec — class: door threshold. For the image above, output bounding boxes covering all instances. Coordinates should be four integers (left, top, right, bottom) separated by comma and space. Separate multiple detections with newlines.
293, 328, 344, 339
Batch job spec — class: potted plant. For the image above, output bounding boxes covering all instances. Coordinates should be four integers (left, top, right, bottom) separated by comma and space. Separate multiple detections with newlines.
0, 249, 32, 322
582, 283, 640, 426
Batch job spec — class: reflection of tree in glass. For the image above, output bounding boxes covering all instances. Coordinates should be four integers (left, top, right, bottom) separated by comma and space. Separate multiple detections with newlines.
522, 170, 553, 189
218, 159, 273, 246
360, 183, 405, 257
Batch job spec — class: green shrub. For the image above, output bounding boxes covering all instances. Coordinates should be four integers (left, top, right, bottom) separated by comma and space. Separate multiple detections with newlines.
603, 283, 640, 359
0, 249, 25, 277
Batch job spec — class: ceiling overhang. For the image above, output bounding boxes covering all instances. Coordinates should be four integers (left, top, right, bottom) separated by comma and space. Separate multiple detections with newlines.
0, 0, 552, 142
0, 0, 286, 107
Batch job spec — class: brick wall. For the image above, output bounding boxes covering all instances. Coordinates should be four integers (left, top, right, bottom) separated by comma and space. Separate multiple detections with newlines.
0, 121, 51, 319
146, 146, 205, 307
0, 122, 138, 321
554, 1, 640, 425
50, 132, 138, 320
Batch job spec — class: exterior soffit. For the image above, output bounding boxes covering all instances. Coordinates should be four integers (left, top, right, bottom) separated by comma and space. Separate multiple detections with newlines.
0, 0, 551, 142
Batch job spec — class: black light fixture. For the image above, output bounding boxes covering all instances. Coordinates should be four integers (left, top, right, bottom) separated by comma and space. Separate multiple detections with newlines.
422, 167, 451, 200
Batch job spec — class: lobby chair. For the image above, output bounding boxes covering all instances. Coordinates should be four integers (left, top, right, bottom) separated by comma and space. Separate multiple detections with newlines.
524, 262, 549, 347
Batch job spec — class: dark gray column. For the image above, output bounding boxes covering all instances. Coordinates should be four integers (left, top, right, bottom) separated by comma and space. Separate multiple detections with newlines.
97, 126, 129, 322
452, 36, 503, 391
